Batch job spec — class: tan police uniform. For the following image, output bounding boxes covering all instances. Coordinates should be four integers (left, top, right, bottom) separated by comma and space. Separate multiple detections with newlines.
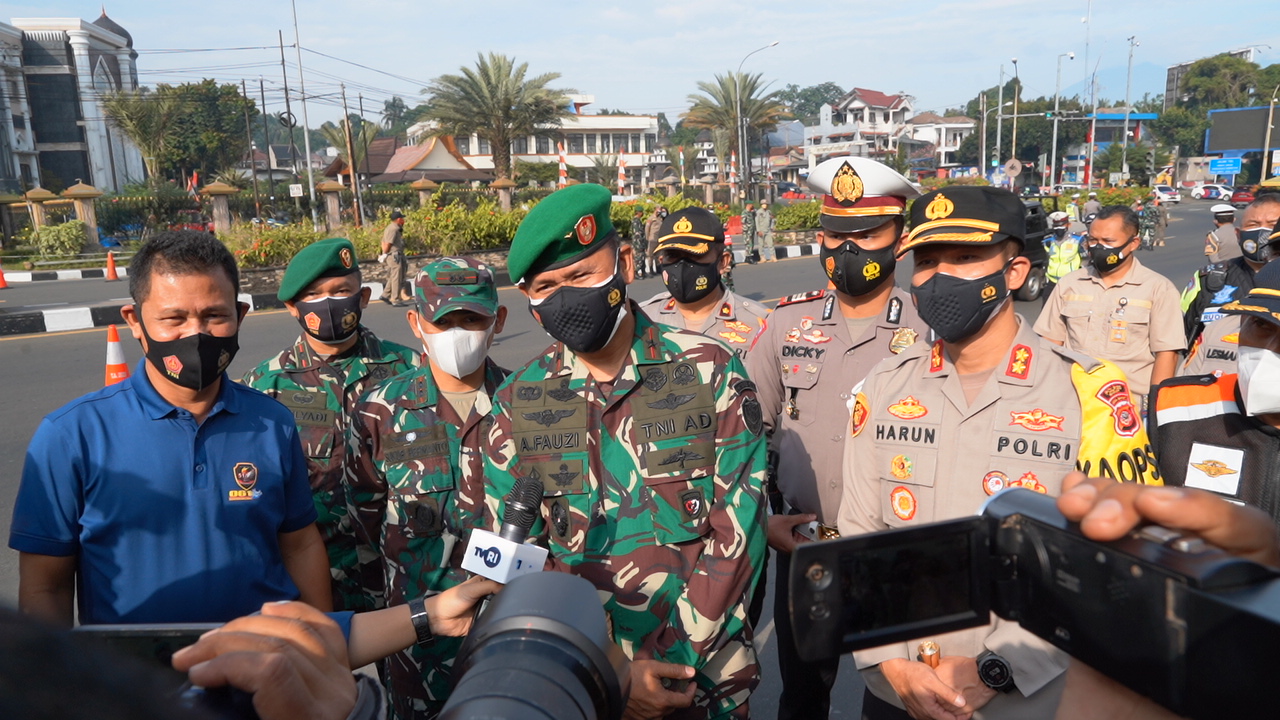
638, 290, 769, 357
1205, 223, 1242, 264
840, 317, 1162, 719
749, 287, 925, 526
1034, 256, 1186, 397
1180, 314, 1241, 377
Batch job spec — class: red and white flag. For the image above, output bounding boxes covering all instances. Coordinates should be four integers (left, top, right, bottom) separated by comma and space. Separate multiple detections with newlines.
617, 153, 627, 193
558, 142, 568, 188
728, 152, 738, 195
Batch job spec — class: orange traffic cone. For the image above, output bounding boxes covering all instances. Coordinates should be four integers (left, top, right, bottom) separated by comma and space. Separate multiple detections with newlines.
0, 263, 8, 289
105, 251, 119, 282
105, 324, 130, 386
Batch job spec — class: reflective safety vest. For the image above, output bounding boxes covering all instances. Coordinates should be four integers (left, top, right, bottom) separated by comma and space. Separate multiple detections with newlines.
1150, 373, 1280, 522
1046, 235, 1082, 284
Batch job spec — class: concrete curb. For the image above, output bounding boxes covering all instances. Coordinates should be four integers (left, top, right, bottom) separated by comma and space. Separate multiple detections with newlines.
2, 267, 130, 282
0, 282, 385, 338
733, 242, 820, 263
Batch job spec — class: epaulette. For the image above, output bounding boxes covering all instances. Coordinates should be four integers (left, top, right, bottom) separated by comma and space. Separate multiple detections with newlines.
777, 290, 825, 307
1048, 342, 1104, 374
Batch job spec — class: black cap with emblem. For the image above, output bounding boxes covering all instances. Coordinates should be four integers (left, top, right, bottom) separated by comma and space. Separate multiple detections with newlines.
898, 186, 1027, 258
655, 207, 725, 258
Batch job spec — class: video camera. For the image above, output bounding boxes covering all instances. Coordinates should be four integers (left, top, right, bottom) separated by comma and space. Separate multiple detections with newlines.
789, 488, 1280, 719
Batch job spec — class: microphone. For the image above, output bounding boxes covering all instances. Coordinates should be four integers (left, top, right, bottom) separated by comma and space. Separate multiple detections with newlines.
462, 474, 550, 584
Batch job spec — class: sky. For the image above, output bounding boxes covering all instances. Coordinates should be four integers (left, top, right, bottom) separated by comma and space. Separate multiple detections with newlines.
8, 0, 1280, 127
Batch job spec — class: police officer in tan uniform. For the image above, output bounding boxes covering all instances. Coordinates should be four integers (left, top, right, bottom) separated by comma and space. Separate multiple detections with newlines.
1181, 314, 1241, 377
745, 156, 928, 720
840, 186, 1161, 720
1035, 205, 1186, 404
639, 207, 770, 357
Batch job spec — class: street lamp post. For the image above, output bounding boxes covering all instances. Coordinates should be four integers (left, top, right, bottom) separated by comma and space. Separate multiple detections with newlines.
1010, 58, 1020, 161
1263, 84, 1280, 180
996, 65, 1005, 163
1121, 36, 1138, 178
981, 100, 1012, 181
736, 41, 778, 204
1051, 51, 1075, 188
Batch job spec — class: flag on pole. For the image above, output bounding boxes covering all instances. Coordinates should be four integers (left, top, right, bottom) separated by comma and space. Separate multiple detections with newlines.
729, 152, 738, 196
617, 153, 627, 193
558, 142, 568, 188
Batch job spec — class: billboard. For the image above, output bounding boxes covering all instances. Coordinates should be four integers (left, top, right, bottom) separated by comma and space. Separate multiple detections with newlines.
1206, 107, 1276, 153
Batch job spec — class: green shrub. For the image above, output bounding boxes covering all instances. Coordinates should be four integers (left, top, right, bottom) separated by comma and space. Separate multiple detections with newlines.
32, 220, 87, 257
774, 201, 820, 231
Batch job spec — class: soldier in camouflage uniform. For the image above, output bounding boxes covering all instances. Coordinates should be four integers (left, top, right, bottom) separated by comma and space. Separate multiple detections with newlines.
637, 207, 770, 359
243, 237, 420, 612
484, 183, 767, 719
348, 257, 509, 719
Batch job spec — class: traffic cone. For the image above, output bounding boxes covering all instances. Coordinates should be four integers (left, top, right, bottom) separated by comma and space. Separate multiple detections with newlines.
105, 324, 130, 386
0, 263, 8, 289
105, 251, 119, 282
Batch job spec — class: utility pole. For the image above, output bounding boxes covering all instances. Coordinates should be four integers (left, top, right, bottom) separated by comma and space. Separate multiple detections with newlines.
736, 41, 778, 204
979, 92, 987, 180
1052, 52, 1075, 188
1011, 58, 1020, 161
340, 84, 362, 227
1263, 85, 1280, 180
278, 30, 302, 218
1122, 36, 1138, 179
241, 79, 261, 220
290, 0, 319, 228
258, 77, 276, 213
1087, 59, 1101, 191
358, 93, 374, 221
996, 65, 1004, 165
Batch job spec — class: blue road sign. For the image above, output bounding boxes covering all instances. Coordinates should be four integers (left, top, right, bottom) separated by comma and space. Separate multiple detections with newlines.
1209, 158, 1243, 175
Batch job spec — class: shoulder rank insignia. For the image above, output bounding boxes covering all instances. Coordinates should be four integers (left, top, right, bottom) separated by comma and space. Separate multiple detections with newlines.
886, 297, 903, 325
778, 290, 825, 307
719, 302, 734, 318
1006, 344, 1032, 379
850, 392, 870, 437
663, 298, 677, 311
822, 294, 836, 321
889, 327, 918, 354
929, 340, 945, 372
1222, 332, 1239, 343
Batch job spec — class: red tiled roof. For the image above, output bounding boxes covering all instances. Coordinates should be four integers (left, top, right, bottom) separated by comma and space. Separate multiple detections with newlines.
850, 87, 908, 110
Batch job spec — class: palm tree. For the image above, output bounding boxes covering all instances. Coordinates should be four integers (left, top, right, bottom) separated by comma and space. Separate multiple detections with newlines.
683, 72, 789, 160
318, 119, 379, 183
664, 145, 701, 186
419, 53, 574, 180
382, 96, 408, 130
101, 89, 181, 182
586, 154, 619, 188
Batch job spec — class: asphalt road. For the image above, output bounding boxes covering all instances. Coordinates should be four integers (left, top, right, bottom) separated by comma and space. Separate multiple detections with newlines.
0, 198, 1216, 716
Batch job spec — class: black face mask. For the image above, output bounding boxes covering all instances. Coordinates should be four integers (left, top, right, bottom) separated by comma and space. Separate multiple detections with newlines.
531, 261, 628, 354
1239, 228, 1279, 263
661, 259, 721, 303
911, 264, 1010, 343
1087, 242, 1130, 274
293, 294, 363, 343
820, 239, 896, 297
139, 319, 240, 391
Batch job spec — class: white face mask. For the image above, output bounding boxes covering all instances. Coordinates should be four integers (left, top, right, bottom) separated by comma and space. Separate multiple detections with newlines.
420, 324, 493, 379
1237, 345, 1280, 416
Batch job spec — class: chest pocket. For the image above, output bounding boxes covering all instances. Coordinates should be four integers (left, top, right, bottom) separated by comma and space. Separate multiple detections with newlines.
986, 403, 1082, 500
631, 365, 718, 544
874, 426, 940, 529
510, 378, 593, 554
1107, 304, 1152, 357
280, 389, 337, 459
381, 425, 454, 539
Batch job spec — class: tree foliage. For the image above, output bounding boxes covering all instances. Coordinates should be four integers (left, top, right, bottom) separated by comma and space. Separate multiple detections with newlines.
777, 82, 845, 125
318, 119, 380, 176
420, 53, 574, 179
1179, 55, 1259, 111
682, 72, 790, 159
101, 88, 182, 181
1146, 106, 1209, 156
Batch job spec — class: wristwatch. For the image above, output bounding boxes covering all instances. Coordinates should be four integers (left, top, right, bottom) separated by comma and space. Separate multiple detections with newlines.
975, 650, 1015, 693
408, 595, 435, 647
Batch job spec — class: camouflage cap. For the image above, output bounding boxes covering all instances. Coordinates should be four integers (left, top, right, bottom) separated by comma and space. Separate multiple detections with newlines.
655, 207, 724, 256
508, 183, 616, 284
898, 186, 1026, 258
277, 237, 359, 301
413, 256, 499, 321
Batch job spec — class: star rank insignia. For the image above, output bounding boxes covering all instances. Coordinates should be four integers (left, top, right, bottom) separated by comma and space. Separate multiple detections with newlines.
1005, 344, 1032, 379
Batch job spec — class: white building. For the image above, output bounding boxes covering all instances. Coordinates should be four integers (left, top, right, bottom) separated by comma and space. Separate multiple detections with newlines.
803, 88, 914, 165
906, 112, 977, 167
10, 12, 144, 192
407, 94, 660, 187
0, 22, 37, 194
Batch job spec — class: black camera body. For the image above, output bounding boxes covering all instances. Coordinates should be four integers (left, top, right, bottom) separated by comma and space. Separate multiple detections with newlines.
789, 488, 1280, 718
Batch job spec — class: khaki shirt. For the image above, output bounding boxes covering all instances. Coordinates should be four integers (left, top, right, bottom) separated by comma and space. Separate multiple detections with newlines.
1181, 315, 1240, 378
1205, 224, 1242, 264
637, 288, 770, 358
840, 317, 1160, 718
746, 287, 928, 524
382, 221, 404, 253
1034, 257, 1186, 396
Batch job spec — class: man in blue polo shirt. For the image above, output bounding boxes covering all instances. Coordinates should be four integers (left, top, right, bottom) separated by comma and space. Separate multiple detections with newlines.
9, 230, 331, 626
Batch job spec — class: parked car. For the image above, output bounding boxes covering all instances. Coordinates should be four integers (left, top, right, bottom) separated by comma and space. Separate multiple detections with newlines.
1153, 185, 1181, 204
1016, 201, 1051, 302
1231, 186, 1256, 208
1191, 184, 1233, 200
1052, 183, 1083, 195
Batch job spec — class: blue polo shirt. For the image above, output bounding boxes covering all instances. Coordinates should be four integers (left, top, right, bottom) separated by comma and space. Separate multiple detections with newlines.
10, 360, 318, 624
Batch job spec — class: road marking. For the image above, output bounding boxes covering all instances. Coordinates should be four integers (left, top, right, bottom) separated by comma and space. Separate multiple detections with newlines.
25, 302, 69, 308
755, 618, 775, 650
0, 308, 292, 341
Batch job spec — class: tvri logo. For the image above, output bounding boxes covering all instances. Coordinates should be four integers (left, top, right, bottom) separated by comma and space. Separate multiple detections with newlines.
473, 545, 535, 571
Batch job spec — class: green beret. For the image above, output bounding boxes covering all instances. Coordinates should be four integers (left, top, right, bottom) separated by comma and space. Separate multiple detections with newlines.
508, 184, 616, 284
278, 237, 360, 301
